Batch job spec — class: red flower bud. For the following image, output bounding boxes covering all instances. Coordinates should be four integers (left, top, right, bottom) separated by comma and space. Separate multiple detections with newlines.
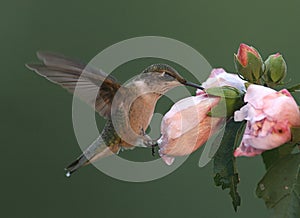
236, 43, 260, 67
234, 43, 264, 84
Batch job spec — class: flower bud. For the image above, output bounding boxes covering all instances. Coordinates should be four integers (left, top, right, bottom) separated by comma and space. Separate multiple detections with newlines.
263, 53, 287, 87
234, 43, 264, 84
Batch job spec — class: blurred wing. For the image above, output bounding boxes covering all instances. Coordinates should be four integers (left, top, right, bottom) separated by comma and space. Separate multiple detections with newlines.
26, 52, 121, 118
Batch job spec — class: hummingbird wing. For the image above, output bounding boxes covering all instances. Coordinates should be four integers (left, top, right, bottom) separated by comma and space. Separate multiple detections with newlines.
26, 52, 121, 118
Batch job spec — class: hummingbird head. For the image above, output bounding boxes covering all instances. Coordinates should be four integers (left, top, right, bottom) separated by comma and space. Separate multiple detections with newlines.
141, 63, 204, 93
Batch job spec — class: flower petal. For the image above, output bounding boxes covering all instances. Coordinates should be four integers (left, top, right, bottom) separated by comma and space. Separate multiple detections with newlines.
262, 90, 300, 126
233, 143, 265, 157
159, 153, 175, 165
234, 104, 249, 121
244, 84, 276, 109
200, 68, 246, 91
161, 95, 220, 139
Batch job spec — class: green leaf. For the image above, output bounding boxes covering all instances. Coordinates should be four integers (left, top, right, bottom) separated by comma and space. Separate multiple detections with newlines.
213, 120, 242, 211
262, 143, 295, 170
256, 153, 300, 217
287, 84, 300, 92
246, 52, 265, 82
206, 86, 245, 118
209, 98, 245, 118
206, 86, 243, 98
262, 126, 300, 171
272, 182, 300, 218
233, 121, 246, 149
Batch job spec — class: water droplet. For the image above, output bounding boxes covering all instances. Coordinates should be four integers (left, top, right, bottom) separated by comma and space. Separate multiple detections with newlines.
259, 183, 265, 191
66, 172, 71, 177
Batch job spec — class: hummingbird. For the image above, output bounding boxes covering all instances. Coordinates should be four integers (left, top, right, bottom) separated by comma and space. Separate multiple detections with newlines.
26, 51, 203, 176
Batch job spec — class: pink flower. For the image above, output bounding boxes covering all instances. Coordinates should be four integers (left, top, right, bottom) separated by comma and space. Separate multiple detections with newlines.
158, 68, 246, 165
234, 84, 300, 157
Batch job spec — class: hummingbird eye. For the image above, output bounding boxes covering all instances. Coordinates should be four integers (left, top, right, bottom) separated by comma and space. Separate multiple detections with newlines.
162, 71, 176, 81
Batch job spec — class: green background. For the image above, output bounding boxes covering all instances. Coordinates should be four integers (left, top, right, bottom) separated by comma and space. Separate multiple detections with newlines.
2, 0, 300, 217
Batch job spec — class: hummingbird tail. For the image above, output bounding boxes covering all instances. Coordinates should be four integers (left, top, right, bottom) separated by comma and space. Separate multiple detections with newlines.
65, 154, 89, 177
65, 133, 118, 177
65, 146, 116, 177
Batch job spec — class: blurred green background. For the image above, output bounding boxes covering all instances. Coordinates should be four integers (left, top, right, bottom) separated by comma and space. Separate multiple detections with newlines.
2, 0, 300, 217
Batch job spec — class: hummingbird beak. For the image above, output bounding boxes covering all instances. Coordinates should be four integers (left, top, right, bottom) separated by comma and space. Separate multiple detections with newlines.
184, 81, 205, 90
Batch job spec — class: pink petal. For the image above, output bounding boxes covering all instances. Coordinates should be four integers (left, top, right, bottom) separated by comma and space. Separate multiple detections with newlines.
234, 104, 249, 121
161, 95, 220, 139
159, 153, 175, 165
233, 144, 265, 157
166, 117, 222, 155
208, 68, 225, 78
244, 84, 276, 109
262, 91, 300, 126
201, 68, 246, 91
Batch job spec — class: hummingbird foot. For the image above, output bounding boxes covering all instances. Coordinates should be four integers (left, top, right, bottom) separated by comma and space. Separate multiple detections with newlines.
139, 127, 158, 156
151, 142, 158, 157
142, 137, 158, 147
143, 138, 158, 157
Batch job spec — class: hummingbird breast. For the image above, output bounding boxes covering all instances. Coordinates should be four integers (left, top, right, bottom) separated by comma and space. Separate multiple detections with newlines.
129, 93, 161, 134
116, 91, 161, 149
110, 79, 163, 149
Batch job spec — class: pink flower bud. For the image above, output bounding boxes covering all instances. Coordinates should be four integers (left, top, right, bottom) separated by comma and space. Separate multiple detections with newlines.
158, 95, 224, 165
236, 43, 260, 67
234, 43, 264, 83
234, 84, 300, 157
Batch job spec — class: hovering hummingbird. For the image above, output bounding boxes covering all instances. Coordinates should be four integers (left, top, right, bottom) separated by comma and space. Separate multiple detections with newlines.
26, 52, 203, 176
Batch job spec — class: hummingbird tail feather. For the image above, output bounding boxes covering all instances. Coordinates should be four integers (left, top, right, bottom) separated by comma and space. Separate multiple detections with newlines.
65, 154, 89, 177
65, 138, 116, 177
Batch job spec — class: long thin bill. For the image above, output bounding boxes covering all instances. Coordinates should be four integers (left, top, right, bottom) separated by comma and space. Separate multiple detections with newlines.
185, 81, 204, 90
